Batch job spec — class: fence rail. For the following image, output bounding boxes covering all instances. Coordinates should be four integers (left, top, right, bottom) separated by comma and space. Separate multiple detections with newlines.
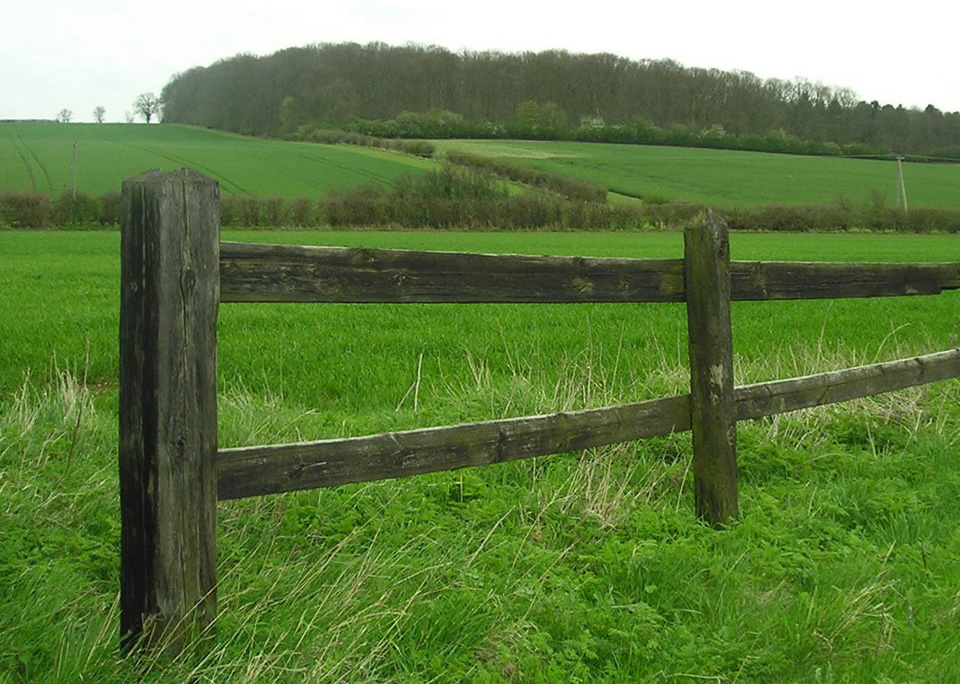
218, 348, 960, 500
119, 169, 960, 653
220, 241, 960, 303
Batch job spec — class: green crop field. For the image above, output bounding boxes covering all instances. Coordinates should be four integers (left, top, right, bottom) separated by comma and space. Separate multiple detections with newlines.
436, 139, 960, 210
0, 122, 434, 199
7, 122, 960, 215
2, 229, 960, 681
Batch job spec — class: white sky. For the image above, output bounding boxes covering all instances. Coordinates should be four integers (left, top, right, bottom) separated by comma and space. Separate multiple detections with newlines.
4, 0, 960, 123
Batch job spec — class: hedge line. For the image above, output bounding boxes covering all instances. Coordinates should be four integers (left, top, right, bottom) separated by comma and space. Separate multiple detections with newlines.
295, 128, 436, 158
343, 116, 879, 158
5, 177, 960, 233
0, 192, 122, 228
443, 149, 607, 203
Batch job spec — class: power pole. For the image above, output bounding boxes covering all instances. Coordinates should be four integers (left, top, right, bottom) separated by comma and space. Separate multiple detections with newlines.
72, 141, 78, 200
896, 156, 908, 214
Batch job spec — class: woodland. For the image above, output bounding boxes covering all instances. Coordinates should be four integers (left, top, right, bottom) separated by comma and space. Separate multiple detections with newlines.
161, 42, 960, 158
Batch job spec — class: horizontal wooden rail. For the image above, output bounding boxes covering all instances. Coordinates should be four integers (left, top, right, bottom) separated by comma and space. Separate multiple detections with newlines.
217, 347, 960, 500
220, 243, 960, 304
217, 396, 691, 501
220, 242, 685, 303
735, 347, 960, 420
731, 261, 960, 300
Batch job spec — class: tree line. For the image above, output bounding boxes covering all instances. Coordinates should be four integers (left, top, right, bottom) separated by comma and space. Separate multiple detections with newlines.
160, 42, 960, 158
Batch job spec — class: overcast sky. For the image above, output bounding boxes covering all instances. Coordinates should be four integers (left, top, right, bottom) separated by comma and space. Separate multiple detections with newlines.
4, 0, 959, 123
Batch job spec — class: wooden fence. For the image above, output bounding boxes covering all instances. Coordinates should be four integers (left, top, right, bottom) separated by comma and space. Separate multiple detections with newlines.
119, 169, 960, 652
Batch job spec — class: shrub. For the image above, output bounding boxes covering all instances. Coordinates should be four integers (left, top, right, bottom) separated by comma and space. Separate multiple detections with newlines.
321, 186, 392, 228
52, 192, 101, 227
99, 193, 122, 226
260, 197, 288, 227
0, 193, 52, 228
237, 198, 263, 227
444, 150, 606, 202
289, 198, 317, 227
220, 196, 238, 227
306, 128, 347, 144
296, 127, 434, 158
399, 140, 436, 158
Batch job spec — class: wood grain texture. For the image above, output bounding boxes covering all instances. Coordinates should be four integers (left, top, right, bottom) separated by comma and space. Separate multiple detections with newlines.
219, 242, 685, 303
736, 347, 960, 419
219, 241, 960, 304
119, 169, 220, 652
730, 261, 960, 300
217, 395, 692, 500
216, 348, 960, 502
684, 211, 739, 526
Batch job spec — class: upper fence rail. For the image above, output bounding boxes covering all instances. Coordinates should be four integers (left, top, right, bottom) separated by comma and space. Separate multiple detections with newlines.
219, 241, 960, 304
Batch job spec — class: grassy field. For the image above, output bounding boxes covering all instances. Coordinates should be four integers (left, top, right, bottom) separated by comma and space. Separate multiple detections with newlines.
2, 230, 960, 682
0, 122, 434, 198
436, 140, 960, 210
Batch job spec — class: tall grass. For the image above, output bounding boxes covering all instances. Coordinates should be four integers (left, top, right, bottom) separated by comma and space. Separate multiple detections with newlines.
3, 342, 959, 681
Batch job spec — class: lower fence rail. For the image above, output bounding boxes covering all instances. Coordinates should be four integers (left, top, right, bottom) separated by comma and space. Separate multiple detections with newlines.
218, 347, 960, 501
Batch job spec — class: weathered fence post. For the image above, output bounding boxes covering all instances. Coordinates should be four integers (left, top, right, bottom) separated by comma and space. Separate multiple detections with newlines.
684, 210, 739, 526
119, 169, 220, 652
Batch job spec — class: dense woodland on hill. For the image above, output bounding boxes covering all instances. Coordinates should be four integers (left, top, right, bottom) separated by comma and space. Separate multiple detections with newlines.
161, 43, 960, 157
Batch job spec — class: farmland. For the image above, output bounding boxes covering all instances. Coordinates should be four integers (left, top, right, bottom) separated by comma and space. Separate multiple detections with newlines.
435, 139, 960, 209
0, 122, 433, 198
2, 229, 960, 681
5, 122, 960, 216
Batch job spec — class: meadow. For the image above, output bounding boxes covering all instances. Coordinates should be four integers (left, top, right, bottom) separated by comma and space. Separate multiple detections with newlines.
0, 122, 433, 199
435, 140, 960, 210
2, 229, 960, 682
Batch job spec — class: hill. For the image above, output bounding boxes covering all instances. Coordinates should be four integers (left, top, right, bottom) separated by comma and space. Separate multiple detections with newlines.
160, 43, 960, 158
0, 122, 434, 198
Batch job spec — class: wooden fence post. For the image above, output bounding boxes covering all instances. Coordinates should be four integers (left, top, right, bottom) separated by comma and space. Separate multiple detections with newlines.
119, 169, 220, 652
684, 210, 739, 526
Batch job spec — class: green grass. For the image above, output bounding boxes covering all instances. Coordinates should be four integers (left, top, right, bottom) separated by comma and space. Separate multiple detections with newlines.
435, 140, 960, 210
0, 122, 435, 199
2, 230, 960, 681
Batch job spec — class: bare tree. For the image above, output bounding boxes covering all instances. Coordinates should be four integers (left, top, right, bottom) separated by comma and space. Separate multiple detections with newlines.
124, 111, 135, 124
93, 106, 106, 123
133, 92, 162, 123
56, 108, 73, 123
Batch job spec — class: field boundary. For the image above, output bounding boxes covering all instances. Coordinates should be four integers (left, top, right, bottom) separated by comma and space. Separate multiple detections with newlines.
118, 169, 960, 653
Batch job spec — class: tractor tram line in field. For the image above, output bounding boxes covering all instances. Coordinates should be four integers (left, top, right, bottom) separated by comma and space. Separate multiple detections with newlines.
15, 134, 54, 197
295, 147, 414, 186
119, 140, 252, 196
9, 134, 39, 194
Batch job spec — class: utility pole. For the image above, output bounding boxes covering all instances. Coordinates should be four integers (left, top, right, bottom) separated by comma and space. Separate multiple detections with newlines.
72, 141, 78, 200
896, 156, 908, 214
